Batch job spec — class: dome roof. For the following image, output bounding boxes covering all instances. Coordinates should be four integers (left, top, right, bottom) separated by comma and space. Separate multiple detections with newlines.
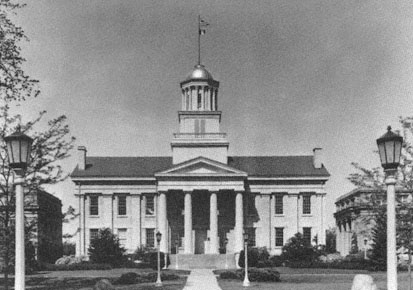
185, 64, 214, 81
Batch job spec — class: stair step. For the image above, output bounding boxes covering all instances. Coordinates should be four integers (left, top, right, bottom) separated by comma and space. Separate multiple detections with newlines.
169, 254, 237, 269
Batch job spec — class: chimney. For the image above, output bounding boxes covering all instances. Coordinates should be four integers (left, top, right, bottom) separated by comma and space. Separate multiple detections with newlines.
77, 146, 87, 170
313, 148, 323, 169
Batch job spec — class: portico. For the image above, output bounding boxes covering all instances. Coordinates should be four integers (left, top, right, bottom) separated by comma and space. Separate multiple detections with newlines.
155, 156, 247, 255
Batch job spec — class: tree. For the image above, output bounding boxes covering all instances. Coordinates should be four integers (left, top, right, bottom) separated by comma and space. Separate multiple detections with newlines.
348, 116, 413, 266
281, 232, 317, 262
0, 2, 75, 288
88, 228, 126, 267
325, 227, 337, 253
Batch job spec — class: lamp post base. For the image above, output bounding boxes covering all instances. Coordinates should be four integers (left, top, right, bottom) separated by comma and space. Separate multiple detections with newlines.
155, 280, 163, 287
243, 278, 250, 287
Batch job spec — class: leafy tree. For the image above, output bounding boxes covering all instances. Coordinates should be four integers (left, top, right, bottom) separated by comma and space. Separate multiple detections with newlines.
348, 116, 413, 267
0, 1, 75, 288
88, 228, 126, 267
325, 227, 337, 253
281, 232, 317, 262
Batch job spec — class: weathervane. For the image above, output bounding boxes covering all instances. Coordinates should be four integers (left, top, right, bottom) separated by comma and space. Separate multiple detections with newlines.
198, 15, 209, 65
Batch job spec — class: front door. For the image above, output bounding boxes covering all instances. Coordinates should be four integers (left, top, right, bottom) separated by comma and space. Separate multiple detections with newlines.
194, 229, 207, 254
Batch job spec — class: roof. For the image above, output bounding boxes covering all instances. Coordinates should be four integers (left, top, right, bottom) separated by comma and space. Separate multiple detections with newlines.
336, 187, 412, 203
71, 155, 330, 179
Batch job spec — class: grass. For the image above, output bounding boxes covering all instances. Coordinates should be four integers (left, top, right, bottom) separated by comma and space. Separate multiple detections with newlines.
216, 267, 412, 290
0, 269, 189, 290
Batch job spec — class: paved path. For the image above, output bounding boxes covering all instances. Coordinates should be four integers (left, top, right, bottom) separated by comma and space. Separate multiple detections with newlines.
183, 269, 222, 290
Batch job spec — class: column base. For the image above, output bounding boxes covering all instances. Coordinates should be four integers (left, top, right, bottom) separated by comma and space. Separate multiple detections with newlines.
234, 252, 241, 269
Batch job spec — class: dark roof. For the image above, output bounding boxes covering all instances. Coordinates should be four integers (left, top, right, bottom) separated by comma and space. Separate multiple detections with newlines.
71, 156, 330, 178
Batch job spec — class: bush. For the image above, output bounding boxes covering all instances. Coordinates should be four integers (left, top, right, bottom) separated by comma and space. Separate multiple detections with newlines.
268, 255, 284, 267
281, 233, 317, 262
238, 247, 270, 268
38, 261, 112, 271
88, 228, 127, 267
219, 268, 281, 282
285, 259, 372, 270
142, 251, 170, 270
115, 271, 180, 285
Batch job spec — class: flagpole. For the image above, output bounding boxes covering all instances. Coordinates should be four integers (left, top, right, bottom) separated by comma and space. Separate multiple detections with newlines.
198, 14, 201, 65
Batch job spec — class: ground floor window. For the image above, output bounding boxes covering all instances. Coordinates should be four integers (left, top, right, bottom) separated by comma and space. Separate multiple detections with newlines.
245, 227, 256, 247
117, 228, 127, 247
275, 227, 284, 247
90, 228, 99, 243
146, 228, 155, 248
303, 227, 312, 245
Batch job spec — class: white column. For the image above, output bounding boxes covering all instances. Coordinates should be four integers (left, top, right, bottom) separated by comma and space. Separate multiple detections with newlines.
210, 192, 218, 254
81, 195, 86, 255
192, 87, 197, 110
15, 176, 25, 290
386, 174, 397, 290
158, 192, 168, 253
235, 192, 244, 252
184, 192, 193, 254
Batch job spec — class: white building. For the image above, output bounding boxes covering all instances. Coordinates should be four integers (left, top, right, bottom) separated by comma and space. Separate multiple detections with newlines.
71, 63, 330, 263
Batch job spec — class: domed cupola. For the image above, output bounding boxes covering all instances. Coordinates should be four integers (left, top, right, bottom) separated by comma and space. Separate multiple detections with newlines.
180, 64, 219, 111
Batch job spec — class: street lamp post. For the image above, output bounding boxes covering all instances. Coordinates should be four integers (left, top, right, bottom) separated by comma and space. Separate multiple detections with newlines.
243, 232, 250, 287
155, 231, 163, 287
5, 127, 33, 290
224, 238, 229, 269
377, 126, 403, 290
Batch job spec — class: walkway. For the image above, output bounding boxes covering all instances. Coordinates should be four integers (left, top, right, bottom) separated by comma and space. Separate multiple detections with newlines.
183, 268, 222, 290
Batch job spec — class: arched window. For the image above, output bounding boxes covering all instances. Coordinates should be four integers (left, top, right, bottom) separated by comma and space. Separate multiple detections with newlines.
197, 91, 202, 109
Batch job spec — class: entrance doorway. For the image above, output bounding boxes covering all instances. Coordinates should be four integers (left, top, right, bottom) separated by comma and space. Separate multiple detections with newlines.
194, 229, 207, 254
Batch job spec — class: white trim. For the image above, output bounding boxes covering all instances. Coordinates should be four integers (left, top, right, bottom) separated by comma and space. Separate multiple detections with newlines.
248, 176, 328, 181
71, 177, 156, 181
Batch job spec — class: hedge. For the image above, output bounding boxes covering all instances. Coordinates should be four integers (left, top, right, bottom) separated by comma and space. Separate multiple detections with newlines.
115, 271, 180, 285
219, 268, 281, 282
38, 262, 112, 271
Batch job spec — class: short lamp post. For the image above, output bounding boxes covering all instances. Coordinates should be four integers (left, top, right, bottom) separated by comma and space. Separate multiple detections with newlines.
5, 127, 33, 290
364, 238, 368, 260
175, 239, 179, 269
224, 238, 229, 269
376, 126, 403, 290
243, 232, 250, 287
155, 231, 162, 287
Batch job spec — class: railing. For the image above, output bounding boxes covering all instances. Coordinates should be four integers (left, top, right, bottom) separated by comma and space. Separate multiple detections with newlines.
173, 133, 227, 139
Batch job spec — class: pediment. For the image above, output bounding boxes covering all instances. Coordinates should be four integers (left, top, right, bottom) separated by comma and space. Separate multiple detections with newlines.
155, 157, 247, 177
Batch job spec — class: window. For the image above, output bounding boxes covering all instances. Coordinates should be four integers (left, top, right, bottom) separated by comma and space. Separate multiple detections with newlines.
245, 227, 256, 247
146, 228, 155, 248
274, 194, 284, 215
118, 195, 127, 215
275, 227, 284, 247
117, 228, 127, 247
90, 229, 99, 242
302, 194, 311, 214
145, 195, 155, 215
303, 227, 312, 245
89, 195, 99, 216
197, 92, 202, 109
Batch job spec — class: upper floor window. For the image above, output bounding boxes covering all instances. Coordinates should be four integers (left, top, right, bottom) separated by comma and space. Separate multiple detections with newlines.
146, 195, 155, 215
89, 195, 99, 216
274, 194, 284, 215
303, 227, 312, 245
275, 227, 284, 247
118, 195, 127, 216
302, 194, 311, 214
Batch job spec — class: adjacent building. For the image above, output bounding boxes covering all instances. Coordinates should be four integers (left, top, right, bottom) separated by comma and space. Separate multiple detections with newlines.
71, 63, 330, 261
334, 187, 411, 257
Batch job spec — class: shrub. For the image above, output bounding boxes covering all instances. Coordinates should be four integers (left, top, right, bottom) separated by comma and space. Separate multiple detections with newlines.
238, 248, 260, 268
63, 242, 76, 256
268, 255, 284, 267
281, 233, 317, 262
142, 251, 170, 270
219, 268, 281, 282
115, 271, 180, 285
88, 228, 127, 267
38, 261, 112, 271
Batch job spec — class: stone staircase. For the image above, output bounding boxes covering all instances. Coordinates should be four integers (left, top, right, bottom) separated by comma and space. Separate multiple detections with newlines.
169, 254, 236, 269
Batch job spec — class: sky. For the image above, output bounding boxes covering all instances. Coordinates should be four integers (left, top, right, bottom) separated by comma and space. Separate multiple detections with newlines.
11, 0, 413, 236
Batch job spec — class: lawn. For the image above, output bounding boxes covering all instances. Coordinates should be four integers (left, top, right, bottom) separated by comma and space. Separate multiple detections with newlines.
0, 269, 189, 290
216, 267, 412, 290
